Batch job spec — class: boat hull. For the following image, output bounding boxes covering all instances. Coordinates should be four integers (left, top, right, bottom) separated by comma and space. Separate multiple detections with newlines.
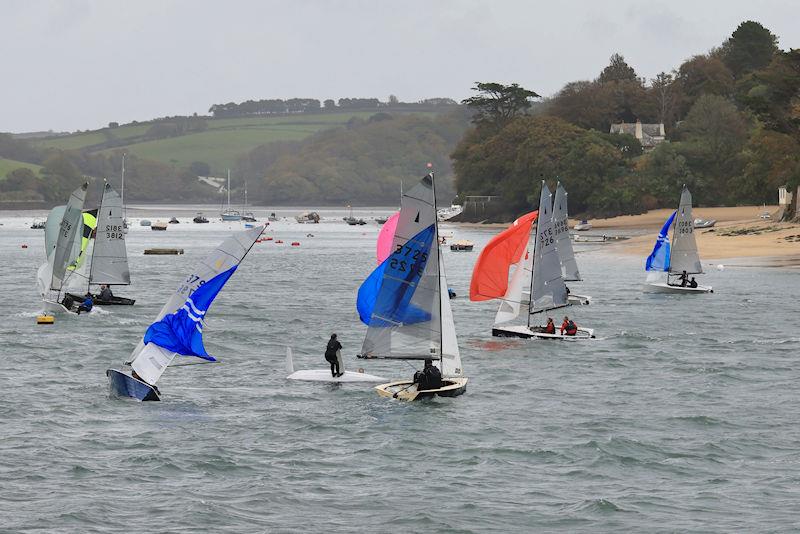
375, 377, 468, 401
567, 293, 592, 305
221, 215, 242, 221
287, 369, 387, 383
644, 282, 713, 294
492, 324, 595, 339
106, 369, 160, 401
66, 293, 135, 306
42, 299, 71, 313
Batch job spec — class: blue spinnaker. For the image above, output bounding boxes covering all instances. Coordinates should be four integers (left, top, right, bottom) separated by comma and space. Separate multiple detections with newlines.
357, 224, 435, 326
645, 211, 677, 271
143, 266, 238, 360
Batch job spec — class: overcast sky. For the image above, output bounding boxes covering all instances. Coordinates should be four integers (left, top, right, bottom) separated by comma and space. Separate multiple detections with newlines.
2, 0, 798, 133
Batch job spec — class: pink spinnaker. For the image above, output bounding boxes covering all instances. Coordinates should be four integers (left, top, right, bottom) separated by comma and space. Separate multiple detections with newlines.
376, 212, 400, 263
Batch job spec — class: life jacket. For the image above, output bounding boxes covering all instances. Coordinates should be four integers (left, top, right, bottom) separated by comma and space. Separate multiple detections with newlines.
545, 323, 555, 334
566, 321, 577, 335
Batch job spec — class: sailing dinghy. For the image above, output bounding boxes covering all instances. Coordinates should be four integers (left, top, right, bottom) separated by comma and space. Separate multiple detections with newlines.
472, 182, 595, 340
106, 226, 264, 401
553, 183, 591, 305
285, 347, 386, 383
66, 182, 135, 306
37, 182, 89, 313
356, 172, 467, 401
644, 186, 713, 293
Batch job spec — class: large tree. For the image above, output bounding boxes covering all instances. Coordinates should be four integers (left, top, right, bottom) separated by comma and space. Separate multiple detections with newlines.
598, 53, 639, 83
461, 82, 540, 128
721, 21, 779, 78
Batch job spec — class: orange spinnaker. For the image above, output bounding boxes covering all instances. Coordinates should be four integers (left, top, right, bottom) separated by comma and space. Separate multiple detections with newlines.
469, 210, 538, 301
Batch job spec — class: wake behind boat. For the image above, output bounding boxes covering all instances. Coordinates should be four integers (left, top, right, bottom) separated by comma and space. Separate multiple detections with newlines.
106, 225, 264, 401
356, 171, 467, 400
644, 185, 713, 294
471, 181, 595, 340
285, 347, 386, 383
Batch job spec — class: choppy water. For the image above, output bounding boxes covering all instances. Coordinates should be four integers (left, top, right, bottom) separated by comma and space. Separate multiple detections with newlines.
2, 208, 800, 532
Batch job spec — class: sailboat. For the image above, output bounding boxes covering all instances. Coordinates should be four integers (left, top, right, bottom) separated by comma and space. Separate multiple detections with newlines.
284, 347, 387, 383
106, 226, 264, 401
65, 182, 135, 306
36, 182, 89, 313
552, 182, 591, 305
471, 182, 595, 339
221, 170, 242, 221
356, 172, 467, 401
644, 185, 713, 293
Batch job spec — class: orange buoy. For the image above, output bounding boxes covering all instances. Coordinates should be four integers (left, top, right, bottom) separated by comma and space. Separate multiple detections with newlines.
291, 242, 300, 246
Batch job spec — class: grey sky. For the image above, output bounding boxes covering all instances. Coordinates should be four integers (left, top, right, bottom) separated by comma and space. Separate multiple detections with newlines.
2, 0, 798, 133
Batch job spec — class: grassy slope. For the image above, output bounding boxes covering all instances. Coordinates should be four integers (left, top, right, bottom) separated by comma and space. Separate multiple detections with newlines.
30, 111, 436, 173
0, 157, 43, 179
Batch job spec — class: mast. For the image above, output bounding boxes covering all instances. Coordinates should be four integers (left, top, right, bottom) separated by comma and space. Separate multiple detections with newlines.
121, 153, 126, 222
227, 169, 231, 210
426, 166, 443, 367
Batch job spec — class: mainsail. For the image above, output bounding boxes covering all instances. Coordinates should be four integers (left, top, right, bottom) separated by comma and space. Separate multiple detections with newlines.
90, 183, 130, 286
552, 183, 580, 281
49, 182, 89, 292
530, 182, 568, 316
669, 186, 703, 275
358, 173, 462, 377
130, 226, 264, 385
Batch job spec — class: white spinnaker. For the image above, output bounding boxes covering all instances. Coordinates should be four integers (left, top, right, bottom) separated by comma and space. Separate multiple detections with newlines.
494, 245, 532, 325
130, 225, 264, 385
91, 183, 130, 286
360, 174, 441, 360
438, 246, 462, 378
552, 183, 581, 281
669, 186, 703, 275
530, 182, 568, 314
50, 183, 88, 291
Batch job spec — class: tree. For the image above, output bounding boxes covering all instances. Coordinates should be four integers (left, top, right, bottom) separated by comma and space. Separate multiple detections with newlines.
650, 72, 679, 127
461, 82, 540, 128
598, 53, 639, 83
676, 55, 735, 116
323, 99, 336, 110
721, 21, 779, 78
388, 94, 399, 105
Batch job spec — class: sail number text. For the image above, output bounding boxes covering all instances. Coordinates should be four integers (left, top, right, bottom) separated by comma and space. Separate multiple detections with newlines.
391, 244, 428, 277
553, 219, 568, 236
676, 220, 693, 235
104, 224, 124, 239
539, 227, 555, 246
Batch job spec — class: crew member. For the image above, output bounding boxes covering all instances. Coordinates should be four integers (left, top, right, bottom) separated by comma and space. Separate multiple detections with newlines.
414, 359, 442, 391
560, 316, 578, 336
99, 284, 113, 301
325, 334, 343, 377
76, 293, 93, 315
689, 277, 698, 288
544, 317, 556, 334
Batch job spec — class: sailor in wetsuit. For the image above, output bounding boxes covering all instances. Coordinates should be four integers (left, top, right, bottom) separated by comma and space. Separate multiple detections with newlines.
414, 359, 443, 391
325, 333, 343, 377
76, 293, 93, 315
99, 284, 113, 301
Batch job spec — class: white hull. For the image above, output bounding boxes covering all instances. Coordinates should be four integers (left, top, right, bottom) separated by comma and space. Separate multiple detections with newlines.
644, 282, 713, 294
42, 299, 70, 313
568, 293, 592, 305
492, 323, 595, 339
287, 369, 387, 383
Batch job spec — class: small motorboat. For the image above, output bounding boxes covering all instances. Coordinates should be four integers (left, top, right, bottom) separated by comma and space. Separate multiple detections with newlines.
140, 219, 152, 227
450, 240, 474, 252
193, 214, 209, 224
345, 217, 366, 225
693, 218, 716, 228
151, 222, 168, 231
31, 220, 46, 229
295, 211, 320, 224
375, 217, 388, 225
573, 220, 592, 231
267, 212, 279, 222
242, 212, 257, 222
168, 217, 180, 224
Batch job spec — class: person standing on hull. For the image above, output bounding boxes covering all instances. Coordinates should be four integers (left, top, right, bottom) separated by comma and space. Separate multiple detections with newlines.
325, 334, 343, 377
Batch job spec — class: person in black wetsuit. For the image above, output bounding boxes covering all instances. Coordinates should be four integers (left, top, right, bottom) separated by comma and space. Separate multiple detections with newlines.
324, 334, 343, 377
689, 277, 698, 288
414, 359, 442, 391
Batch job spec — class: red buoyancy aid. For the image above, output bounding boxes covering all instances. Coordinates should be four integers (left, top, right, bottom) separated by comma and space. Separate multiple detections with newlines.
565, 321, 578, 335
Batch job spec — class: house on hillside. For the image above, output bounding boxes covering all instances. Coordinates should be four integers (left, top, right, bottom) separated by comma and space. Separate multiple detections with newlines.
610, 119, 666, 151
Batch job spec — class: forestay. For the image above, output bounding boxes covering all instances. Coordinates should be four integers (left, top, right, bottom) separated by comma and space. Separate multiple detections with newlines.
669, 186, 703, 275
552, 183, 581, 281
130, 226, 264, 385
530, 182, 568, 314
90, 183, 130, 286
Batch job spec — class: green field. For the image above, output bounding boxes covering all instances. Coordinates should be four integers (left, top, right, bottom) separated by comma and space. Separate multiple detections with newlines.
28, 110, 439, 173
0, 158, 43, 179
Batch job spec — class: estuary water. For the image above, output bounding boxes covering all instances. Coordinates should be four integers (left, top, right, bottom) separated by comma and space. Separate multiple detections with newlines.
1, 207, 799, 532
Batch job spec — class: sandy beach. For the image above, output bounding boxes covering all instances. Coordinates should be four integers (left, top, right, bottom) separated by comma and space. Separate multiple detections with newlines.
573, 205, 800, 266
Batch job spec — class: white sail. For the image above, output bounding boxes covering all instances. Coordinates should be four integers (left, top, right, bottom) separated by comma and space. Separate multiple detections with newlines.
91, 183, 130, 286
530, 182, 568, 314
552, 183, 581, 281
494, 246, 532, 324
50, 183, 88, 291
360, 173, 443, 360
44, 205, 66, 257
669, 186, 703, 275
130, 226, 264, 385
438, 246, 462, 378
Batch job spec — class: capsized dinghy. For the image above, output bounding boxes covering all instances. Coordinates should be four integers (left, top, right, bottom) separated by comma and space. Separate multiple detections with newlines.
644, 186, 712, 294
285, 347, 386, 383
553, 182, 591, 305
357, 172, 467, 400
106, 226, 264, 401
472, 182, 595, 340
